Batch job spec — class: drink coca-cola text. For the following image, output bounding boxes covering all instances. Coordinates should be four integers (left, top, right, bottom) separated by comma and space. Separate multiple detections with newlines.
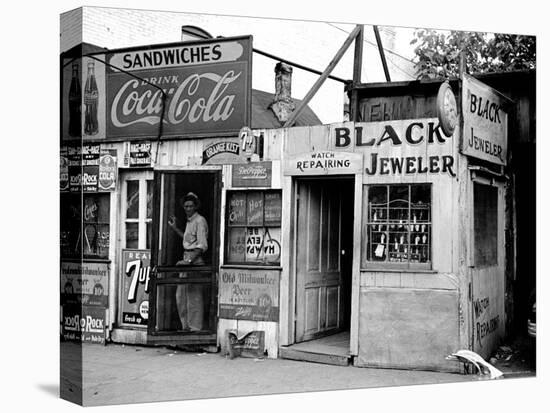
111, 70, 241, 128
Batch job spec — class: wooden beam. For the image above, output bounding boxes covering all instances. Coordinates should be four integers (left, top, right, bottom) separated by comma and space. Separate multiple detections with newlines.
350, 25, 364, 122
373, 26, 391, 82
284, 25, 363, 128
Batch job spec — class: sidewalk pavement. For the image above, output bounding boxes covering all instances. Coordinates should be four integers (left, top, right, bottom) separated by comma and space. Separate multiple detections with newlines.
60, 341, 534, 407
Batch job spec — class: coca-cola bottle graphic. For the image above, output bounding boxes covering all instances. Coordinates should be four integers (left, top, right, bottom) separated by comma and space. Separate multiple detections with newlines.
84, 61, 99, 136
68, 63, 81, 137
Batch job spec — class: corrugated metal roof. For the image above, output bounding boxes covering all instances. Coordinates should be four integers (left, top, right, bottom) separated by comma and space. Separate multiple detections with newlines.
251, 89, 322, 129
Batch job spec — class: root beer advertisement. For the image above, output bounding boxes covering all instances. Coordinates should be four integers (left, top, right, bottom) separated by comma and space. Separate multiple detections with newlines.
120, 250, 151, 327
106, 36, 252, 139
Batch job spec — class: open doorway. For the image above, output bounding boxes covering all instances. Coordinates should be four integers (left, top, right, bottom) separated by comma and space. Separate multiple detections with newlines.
285, 176, 354, 364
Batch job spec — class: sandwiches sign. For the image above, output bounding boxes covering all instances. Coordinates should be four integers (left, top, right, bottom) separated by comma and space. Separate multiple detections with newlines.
106, 36, 252, 139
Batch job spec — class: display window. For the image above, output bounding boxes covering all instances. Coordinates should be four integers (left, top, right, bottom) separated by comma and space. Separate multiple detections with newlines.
121, 172, 154, 249
225, 190, 282, 266
60, 192, 111, 260
362, 184, 432, 270
473, 183, 498, 267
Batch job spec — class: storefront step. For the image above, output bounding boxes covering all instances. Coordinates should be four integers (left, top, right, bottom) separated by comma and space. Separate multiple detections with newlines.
279, 332, 352, 366
279, 346, 351, 366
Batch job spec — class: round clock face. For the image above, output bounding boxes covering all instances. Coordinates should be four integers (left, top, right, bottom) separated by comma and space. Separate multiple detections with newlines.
437, 82, 458, 137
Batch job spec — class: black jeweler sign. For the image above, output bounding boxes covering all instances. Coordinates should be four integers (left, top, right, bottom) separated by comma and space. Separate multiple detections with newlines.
106, 36, 252, 139
461, 74, 510, 166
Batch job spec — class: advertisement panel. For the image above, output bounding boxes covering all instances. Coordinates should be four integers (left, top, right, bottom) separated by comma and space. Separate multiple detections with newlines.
106, 36, 252, 139
461, 74, 509, 166
119, 250, 151, 327
61, 54, 107, 142
60, 261, 110, 307
82, 144, 101, 192
232, 162, 272, 187
219, 268, 279, 321
62, 305, 106, 344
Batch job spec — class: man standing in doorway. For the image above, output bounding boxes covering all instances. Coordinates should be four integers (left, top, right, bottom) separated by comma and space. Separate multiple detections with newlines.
168, 192, 208, 331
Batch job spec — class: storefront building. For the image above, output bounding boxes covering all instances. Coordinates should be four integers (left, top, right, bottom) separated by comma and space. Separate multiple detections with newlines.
61, 35, 520, 372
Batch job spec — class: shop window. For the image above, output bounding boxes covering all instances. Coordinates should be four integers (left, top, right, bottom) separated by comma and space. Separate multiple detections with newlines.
225, 190, 282, 266
363, 184, 432, 269
473, 183, 498, 267
122, 172, 153, 250
60, 192, 111, 259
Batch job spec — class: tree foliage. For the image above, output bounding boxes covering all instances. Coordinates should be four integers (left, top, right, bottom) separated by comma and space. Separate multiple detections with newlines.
411, 29, 536, 80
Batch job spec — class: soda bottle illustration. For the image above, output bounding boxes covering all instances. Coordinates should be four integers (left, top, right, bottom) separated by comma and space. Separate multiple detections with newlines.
68, 63, 81, 137
84, 61, 99, 135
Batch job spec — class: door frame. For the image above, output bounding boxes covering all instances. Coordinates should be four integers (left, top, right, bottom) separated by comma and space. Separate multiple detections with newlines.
285, 173, 362, 354
147, 166, 222, 345
467, 170, 506, 355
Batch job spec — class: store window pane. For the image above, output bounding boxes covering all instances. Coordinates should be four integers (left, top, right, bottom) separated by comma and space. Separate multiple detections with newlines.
365, 184, 431, 268
146, 180, 153, 219
225, 190, 282, 266
126, 223, 139, 249
146, 221, 152, 250
474, 183, 498, 266
127, 180, 139, 219
80, 193, 110, 259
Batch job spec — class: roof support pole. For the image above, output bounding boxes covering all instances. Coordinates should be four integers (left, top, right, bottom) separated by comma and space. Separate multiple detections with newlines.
373, 25, 391, 82
283, 24, 363, 128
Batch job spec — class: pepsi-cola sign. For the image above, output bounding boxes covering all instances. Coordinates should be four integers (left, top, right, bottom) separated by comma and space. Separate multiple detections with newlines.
106, 36, 252, 139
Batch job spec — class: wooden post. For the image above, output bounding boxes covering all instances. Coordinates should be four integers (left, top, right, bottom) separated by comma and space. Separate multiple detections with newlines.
373, 26, 391, 82
283, 25, 363, 128
350, 25, 364, 122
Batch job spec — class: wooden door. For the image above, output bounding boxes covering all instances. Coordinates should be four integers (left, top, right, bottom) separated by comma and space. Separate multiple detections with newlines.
147, 169, 221, 346
295, 179, 346, 342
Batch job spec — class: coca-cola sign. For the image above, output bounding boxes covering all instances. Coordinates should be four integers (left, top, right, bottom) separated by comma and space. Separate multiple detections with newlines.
106, 36, 252, 139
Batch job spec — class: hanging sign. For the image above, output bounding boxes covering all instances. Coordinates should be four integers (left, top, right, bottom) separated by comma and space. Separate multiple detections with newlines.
120, 249, 151, 327
106, 36, 252, 140
461, 74, 510, 166
219, 268, 279, 321
201, 138, 241, 164
232, 162, 272, 187
129, 141, 152, 167
284, 151, 362, 176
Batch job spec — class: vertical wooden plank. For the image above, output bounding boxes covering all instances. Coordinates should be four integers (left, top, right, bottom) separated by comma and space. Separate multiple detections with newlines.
278, 175, 293, 346
350, 172, 363, 356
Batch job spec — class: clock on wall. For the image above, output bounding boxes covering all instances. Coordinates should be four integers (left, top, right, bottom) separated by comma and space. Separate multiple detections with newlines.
436, 81, 458, 137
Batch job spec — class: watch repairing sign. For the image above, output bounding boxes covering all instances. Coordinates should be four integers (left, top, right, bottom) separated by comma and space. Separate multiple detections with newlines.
461, 74, 509, 166
106, 36, 252, 139
120, 249, 151, 327
219, 268, 279, 322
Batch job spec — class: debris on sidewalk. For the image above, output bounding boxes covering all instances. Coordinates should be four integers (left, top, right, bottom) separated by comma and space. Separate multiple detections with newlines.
446, 350, 503, 379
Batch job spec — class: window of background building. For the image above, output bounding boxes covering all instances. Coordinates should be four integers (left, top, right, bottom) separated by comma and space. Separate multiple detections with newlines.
362, 184, 432, 270
60, 192, 111, 260
473, 183, 498, 267
225, 190, 282, 266
122, 172, 154, 250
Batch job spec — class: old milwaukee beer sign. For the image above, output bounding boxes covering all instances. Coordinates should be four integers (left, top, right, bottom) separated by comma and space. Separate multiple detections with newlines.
106, 36, 252, 139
